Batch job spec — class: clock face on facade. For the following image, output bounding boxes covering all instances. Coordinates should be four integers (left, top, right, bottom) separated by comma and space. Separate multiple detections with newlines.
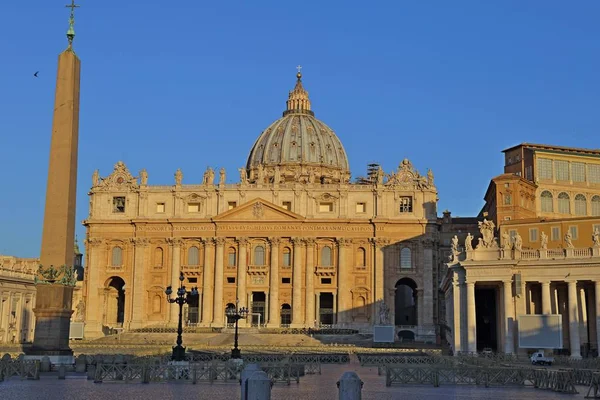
116, 177, 124, 184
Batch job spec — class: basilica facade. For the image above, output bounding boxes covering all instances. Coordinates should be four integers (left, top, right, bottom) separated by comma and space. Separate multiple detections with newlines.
82, 72, 440, 339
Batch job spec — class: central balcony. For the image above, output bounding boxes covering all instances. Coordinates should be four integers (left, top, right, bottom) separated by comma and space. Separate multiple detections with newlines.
247, 264, 268, 275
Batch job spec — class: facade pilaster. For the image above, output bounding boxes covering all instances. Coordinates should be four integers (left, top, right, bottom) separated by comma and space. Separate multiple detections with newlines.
212, 238, 226, 327
422, 239, 434, 326
370, 238, 389, 322
466, 281, 477, 353
567, 280, 582, 358
168, 238, 182, 325
291, 237, 304, 327
268, 237, 281, 327
541, 281, 551, 315
84, 238, 103, 336
595, 281, 600, 351
130, 237, 149, 329
503, 280, 514, 354
336, 238, 351, 325
305, 238, 316, 326
201, 238, 215, 325
236, 237, 248, 326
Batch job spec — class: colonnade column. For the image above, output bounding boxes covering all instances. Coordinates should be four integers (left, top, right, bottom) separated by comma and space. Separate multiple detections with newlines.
452, 274, 462, 354
371, 238, 388, 322
201, 238, 215, 325
268, 237, 280, 327
541, 281, 551, 315
305, 238, 316, 327
291, 237, 304, 327
336, 238, 351, 325
568, 280, 581, 358
236, 237, 248, 327
212, 238, 225, 327
130, 237, 149, 329
169, 238, 182, 325
595, 281, 600, 351
466, 280, 477, 353
503, 280, 514, 354
84, 238, 103, 336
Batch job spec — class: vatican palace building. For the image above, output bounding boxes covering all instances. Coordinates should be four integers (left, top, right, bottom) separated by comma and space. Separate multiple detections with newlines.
82, 72, 440, 339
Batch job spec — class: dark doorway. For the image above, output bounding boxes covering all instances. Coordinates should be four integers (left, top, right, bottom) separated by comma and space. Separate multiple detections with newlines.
225, 303, 235, 328
280, 303, 292, 327
395, 278, 417, 326
251, 292, 266, 327
107, 277, 125, 326
186, 292, 200, 325
475, 287, 498, 351
319, 293, 334, 326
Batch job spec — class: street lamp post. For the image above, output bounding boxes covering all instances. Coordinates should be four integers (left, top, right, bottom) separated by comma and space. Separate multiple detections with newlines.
225, 299, 249, 359
165, 272, 198, 361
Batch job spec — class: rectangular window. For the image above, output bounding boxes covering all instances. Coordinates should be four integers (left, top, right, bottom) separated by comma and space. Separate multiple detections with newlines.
156, 203, 165, 213
319, 202, 333, 212
282, 201, 292, 211
356, 202, 366, 213
283, 252, 291, 267
226, 277, 236, 284
572, 162, 586, 182
504, 194, 512, 205
188, 277, 198, 283
537, 158, 553, 180
228, 201, 237, 210
113, 196, 126, 213
555, 160, 569, 181
504, 216, 512, 221
509, 230, 517, 240
551, 226, 560, 241
525, 165, 533, 181
529, 228, 538, 242
228, 252, 236, 267
321, 278, 332, 285
399, 197, 413, 213
589, 165, 600, 184
188, 203, 200, 213
282, 277, 291, 284
569, 226, 578, 240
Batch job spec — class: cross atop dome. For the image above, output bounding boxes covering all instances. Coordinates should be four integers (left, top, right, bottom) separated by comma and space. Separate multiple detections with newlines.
285, 66, 312, 116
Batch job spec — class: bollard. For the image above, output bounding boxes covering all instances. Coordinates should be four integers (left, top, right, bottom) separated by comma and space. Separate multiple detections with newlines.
75, 355, 87, 373
40, 356, 51, 373
246, 371, 271, 400
87, 364, 96, 380
337, 371, 363, 400
241, 363, 261, 400
58, 364, 66, 380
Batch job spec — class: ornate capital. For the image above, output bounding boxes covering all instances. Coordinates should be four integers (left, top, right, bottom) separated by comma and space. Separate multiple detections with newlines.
337, 237, 352, 247
236, 237, 249, 246
370, 237, 390, 248
203, 237, 216, 247
133, 237, 150, 247
86, 238, 103, 246
291, 237, 304, 247
215, 237, 226, 246
268, 237, 281, 246
166, 237, 183, 247
303, 238, 316, 246
421, 238, 435, 248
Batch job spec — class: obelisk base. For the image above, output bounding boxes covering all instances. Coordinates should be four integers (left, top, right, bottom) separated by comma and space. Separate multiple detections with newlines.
26, 284, 74, 359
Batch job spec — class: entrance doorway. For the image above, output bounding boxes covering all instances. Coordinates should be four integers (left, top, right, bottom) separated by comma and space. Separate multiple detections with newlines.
251, 292, 266, 327
395, 278, 417, 326
280, 303, 292, 327
186, 292, 200, 325
475, 287, 498, 352
106, 277, 125, 327
225, 303, 236, 328
319, 293, 334, 326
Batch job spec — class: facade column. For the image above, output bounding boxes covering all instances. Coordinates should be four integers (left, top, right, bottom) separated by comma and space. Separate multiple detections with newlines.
291, 237, 304, 327
236, 237, 248, 327
305, 238, 316, 327
212, 238, 225, 327
466, 281, 477, 353
541, 281, 551, 315
371, 238, 388, 322
422, 239, 434, 327
503, 280, 515, 354
568, 280, 582, 358
452, 274, 462, 354
579, 287, 589, 349
201, 238, 214, 325
268, 237, 280, 327
336, 238, 351, 325
84, 238, 104, 336
595, 281, 600, 352
130, 237, 149, 329
169, 238, 182, 325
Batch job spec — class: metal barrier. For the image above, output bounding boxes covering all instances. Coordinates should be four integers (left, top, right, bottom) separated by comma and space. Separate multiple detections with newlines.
0, 359, 40, 381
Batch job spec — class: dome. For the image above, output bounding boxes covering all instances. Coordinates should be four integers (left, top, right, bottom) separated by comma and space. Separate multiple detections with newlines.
246, 71, 350, 184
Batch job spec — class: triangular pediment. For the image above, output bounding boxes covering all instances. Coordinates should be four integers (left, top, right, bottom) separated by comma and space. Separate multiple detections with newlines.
213, 198, 304, 221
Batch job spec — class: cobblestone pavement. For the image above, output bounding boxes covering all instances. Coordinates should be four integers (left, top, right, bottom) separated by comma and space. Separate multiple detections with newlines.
0, 361, 592, 400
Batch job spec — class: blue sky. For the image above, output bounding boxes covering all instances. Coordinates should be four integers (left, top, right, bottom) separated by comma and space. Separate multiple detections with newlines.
1, 1, 599, 257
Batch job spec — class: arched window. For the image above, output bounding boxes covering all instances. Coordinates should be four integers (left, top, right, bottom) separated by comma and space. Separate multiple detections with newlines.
400, 248, 411, 269
282, 247, 291, 267
541, 191, 553, 212
228, 247, 237, 267
254, 245, 265, 265
558, 192, 570, 214
281, 303, 292, 326
154, 247, 164, 267
593, 196, 600, 216
356, 247, 366, 267
321, 246, 332, 266
188, 246, 199, 265
111, 247, 122, 267
575, 194, 587, 216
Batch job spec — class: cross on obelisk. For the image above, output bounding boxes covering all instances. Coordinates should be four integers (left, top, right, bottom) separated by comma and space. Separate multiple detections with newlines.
296, 65, 302, 74
65, 0, 80, 48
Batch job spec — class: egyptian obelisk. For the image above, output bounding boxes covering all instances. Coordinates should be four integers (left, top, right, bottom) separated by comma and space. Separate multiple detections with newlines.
28, 1, 81, 360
